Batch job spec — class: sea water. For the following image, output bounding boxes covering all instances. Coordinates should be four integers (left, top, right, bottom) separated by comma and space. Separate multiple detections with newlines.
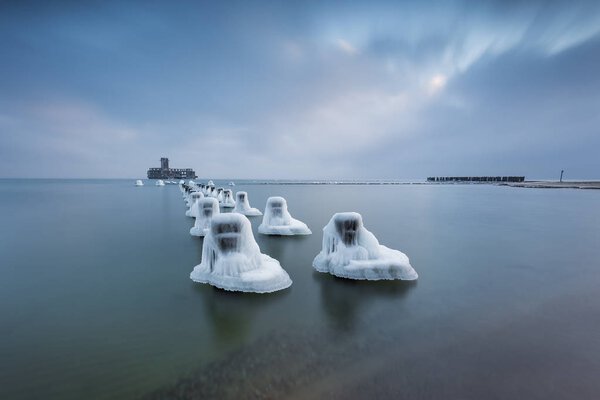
1, 179, 599, 399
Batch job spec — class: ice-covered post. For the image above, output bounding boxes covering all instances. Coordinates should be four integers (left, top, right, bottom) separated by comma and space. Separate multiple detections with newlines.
313, 212, 418, 281
221, 189, 236, 208
190, 213, 292, 293
190, 197, 220, 237
233, 191, 262, 216
258, 196, 311, 235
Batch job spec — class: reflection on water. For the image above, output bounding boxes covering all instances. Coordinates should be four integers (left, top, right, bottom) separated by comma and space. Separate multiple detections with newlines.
193, 283, 290, 347
313, 272, 416, 332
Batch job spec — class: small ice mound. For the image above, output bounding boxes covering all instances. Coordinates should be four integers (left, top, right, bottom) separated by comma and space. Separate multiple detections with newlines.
186, 192, 205, 217
188, 180, 195, 185
313, 212, 417, 281
221, 189, 236, 208
184, 190, 196, 207
208, 185, 216, 198
190, 213, 292, 293
155, 180, 165, 186
216, 187, 224, 202
135, 180, 144, 186
207, 180, 214, 186
258, 196, 311, 236
233, 191, 262, 216
179, 180, 185, 185
190, 197, 220, 237
228, 181, 235, 186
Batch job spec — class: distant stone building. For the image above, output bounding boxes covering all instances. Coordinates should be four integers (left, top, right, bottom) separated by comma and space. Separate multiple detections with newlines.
147, 157, 197, 179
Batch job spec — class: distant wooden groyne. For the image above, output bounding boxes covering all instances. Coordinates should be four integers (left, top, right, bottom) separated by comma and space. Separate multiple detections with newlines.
427, 176, 525, 183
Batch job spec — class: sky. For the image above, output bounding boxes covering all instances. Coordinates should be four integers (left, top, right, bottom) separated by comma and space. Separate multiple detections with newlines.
1, 0, 599, 179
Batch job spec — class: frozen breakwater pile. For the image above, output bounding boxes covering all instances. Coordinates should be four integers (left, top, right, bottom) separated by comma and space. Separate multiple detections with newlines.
190, 213, 292, 293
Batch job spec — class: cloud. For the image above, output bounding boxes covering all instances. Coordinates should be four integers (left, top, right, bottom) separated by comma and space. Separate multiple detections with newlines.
1, 0, 599, 178
0, 99, 141, 177
335, 38, 359, 55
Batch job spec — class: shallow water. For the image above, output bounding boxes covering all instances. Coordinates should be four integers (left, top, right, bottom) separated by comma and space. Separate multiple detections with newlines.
1, 179, 599, 399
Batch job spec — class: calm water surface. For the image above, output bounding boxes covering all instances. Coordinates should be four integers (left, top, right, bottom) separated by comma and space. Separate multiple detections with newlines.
1, 179, 599, 399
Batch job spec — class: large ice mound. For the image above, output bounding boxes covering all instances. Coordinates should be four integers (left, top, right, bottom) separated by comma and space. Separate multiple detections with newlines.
221, 189, 236, 208
190, 197, 220, 237
190, 213, 292, 293
258, 196, 311, 235
135, 180, 144, 186
233, 191, 262, 216
186, 192, 205, 217
313, 212, 417, 281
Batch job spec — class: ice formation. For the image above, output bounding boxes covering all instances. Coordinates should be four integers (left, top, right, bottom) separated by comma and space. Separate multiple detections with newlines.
188, 180, 195, 185
216, 187, 224, 202
313, 212, 417, 281
184, 190, 195, 207
233, 191, 262, 216
207, 185, 216, 197
190, 213, 292, 293
190, 197, 220, 237
186, 192, 205, 217
135, 180, 144, 186
258, 196, 311, 235
221, 189, 236, 208
155, 180, 165, 186
179, 180, 185, 185
207, 180, 214, 186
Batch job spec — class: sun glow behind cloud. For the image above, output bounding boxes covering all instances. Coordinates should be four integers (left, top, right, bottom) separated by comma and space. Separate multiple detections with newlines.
428, 74, 447, 94
335, 38, 358, 55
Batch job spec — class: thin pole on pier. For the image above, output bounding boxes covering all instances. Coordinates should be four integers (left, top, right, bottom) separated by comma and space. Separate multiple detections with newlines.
560, 170, 564, 182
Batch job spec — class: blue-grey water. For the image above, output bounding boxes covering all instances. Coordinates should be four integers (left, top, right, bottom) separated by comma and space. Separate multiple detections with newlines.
1, 179, 599, 399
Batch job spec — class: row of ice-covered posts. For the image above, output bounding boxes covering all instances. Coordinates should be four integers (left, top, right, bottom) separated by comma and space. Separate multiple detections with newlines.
178, 179, 418, 294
